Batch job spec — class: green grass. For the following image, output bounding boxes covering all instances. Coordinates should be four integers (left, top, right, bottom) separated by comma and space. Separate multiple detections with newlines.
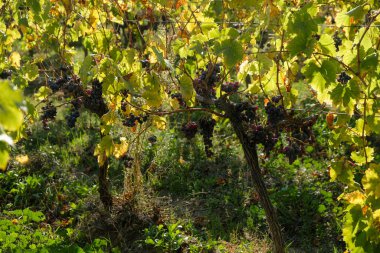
0, 109, 345, 252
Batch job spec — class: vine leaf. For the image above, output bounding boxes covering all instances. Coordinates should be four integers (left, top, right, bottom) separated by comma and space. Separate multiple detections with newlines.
94, 135, 114, 166
329, 159, 355, 186
216, 39, 244, 68
9, 52, 21, 68
179, 75, 194, 101
351, 147, 374, 165
363, 164, 380, 199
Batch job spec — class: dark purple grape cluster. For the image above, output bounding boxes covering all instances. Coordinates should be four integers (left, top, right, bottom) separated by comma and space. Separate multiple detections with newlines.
248, 125, 278, 156
71, 98, 82, 110
271, 95, 282, 103
83, 80, 108, 116
265, 102, 286, 125
283, 143, 302, 164
333, 32, 342, 51
171, 93, 187, 108
48, 77, 67, 92
181, 121, 198, 140
221, 82, 240, 93
199, 118, 216, 157
193, 63, 221, 99
40, 103, 57, 121
148, 135, 157, 144
312, 34, 321, 41
0, 70, 12, 79
62, 76, 84, 98
140, 59, 150, 69
123, 113, 148, 127
235, 102, 258, 122
40, 103, 57, 130
66, 109, 80, 128
337, 71, 351, 84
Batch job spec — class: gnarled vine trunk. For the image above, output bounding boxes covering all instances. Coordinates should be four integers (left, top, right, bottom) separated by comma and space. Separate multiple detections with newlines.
219, 100, 285, 253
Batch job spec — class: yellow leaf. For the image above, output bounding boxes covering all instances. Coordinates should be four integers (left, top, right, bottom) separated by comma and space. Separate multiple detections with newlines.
9, 52, 21, 68
113, 138, 129, 158
152, 116, 166, 130
15, 155, 29, 165
343, 191, 366, 205
89, 9, 99, 28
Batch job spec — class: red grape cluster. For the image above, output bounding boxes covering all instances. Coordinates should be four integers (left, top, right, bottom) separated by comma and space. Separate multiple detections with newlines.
199, 118, 216, 157
123, 113, 148, 127
282, 143, 302, 164
171, 93, 187, 108
181, 121, 198, 140
193, 63, 221, 99
221, 82, 240, 93
265, 102, 286, 125
40, 103, 57, 130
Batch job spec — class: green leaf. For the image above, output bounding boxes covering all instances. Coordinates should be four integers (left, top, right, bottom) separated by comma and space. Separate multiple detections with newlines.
79, 56, 94, 85
351, 147, 374, 165
287, 35, 316, 57
361, 50, 378, 71
318, 34, 336, 55
345, 4, 366, 20
27, 0, 41, 14
219, 39, 244, 68
179, 75, 194, 101
362, 164, 380, 199
329, 159, 355, 186
142, 73, 163, 108
0, 80, 23, 132
22, 64, 39, 82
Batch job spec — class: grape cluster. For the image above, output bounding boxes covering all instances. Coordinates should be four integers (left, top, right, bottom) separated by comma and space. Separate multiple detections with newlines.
0, 70, 12, 79
66, 108, 80, 128
249, 125, 278, 156
337, 71, 351, 84
148, 135, 157, 144
48, 77, 67, 92
181, 121, 198, 140
283, 143, 302, 164
40, 103, 57, 130
235, 102, 258, 122
199, 118, 216, 157
40, 103, 57, 121
333, 32, 342, 52
62, 76, 84, 98
221, 82, 240, 93
312, 34, 321, 41
140, 59, 150, 69
171, 93, 187, 108
193, 63, 221, 99
83, 80, 108, 116
123, 113, 148, 127
265, 102, 286, 125
271, 95, 282, 103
